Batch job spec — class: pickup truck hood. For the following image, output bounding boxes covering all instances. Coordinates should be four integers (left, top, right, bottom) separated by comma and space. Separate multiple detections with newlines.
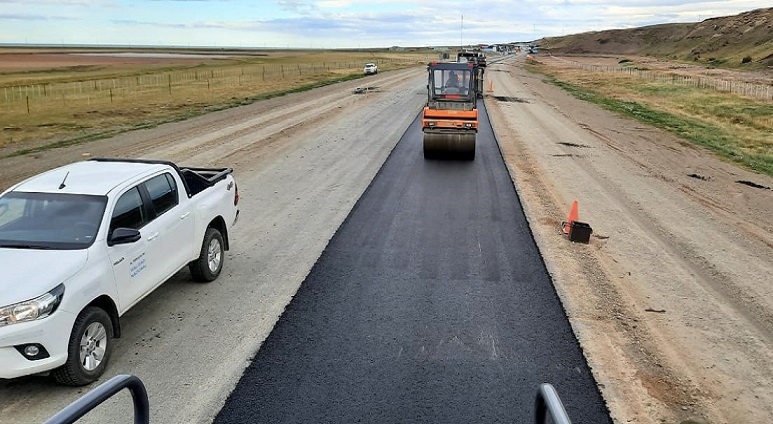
0, 249, 87, 305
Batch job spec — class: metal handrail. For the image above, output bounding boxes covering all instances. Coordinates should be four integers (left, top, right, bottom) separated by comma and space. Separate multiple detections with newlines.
44, 374, 150, 424
44, 375, 568, 424
535, 383, 572, 424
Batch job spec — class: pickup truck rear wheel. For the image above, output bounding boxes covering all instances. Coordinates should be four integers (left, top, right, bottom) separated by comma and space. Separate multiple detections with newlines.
189, 227, 224, 282
52, 307, 113, 386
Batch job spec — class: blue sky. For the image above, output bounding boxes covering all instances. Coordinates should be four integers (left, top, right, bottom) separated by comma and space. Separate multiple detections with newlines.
0, 0, 769, 48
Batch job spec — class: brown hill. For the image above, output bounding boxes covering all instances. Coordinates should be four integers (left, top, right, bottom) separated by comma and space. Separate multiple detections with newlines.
540, 7, 773, 68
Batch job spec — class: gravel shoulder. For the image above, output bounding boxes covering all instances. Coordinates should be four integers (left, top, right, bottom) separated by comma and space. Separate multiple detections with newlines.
485, 55, 773, 424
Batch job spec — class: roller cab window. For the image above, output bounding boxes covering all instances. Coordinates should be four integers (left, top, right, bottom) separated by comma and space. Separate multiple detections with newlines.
432, 69, 473, 97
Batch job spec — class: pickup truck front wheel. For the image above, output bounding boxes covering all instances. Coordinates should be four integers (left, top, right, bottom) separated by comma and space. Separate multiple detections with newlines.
189, 227, 224, 282
52, 307, 114, 386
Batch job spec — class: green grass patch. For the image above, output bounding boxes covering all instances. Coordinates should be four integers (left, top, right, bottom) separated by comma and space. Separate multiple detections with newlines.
696, 101, 773, 131
630, 82, 696, 97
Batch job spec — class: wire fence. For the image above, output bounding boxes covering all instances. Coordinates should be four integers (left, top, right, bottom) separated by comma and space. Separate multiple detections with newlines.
551, 58, 773, 102
1, 58, 414, 114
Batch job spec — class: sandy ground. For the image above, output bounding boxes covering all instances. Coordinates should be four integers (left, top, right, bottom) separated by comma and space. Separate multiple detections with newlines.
0, 54, 771, 424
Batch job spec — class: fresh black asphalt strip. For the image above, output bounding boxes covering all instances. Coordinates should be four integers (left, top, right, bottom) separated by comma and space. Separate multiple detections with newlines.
214, 101, 612, 423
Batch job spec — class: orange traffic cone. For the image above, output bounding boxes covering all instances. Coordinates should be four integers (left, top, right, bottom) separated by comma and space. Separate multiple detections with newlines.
561, 200, 579, 234
488, 81, 493, 92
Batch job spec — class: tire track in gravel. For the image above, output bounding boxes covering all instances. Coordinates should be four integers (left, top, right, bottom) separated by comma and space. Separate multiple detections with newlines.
132, 70, 419, 163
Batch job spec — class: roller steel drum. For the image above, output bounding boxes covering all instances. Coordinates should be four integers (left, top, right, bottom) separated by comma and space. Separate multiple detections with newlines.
423, 131, 476, 160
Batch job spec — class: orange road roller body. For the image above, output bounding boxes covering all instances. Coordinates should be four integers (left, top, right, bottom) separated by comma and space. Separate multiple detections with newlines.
422, 61, 481, 160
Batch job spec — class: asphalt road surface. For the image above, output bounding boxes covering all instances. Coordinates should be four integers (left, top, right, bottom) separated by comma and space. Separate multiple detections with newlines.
214, 102, 612, 423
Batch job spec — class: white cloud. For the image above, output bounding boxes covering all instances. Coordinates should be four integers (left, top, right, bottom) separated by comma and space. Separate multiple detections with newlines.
0, 0, 769, 47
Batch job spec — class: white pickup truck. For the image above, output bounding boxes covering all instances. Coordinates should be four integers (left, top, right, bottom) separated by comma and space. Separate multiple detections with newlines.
0, 158, 239, 385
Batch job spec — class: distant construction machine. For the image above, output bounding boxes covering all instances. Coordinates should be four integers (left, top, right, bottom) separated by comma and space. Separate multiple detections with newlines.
421, 61, 480, 160
457, 50, 487, 97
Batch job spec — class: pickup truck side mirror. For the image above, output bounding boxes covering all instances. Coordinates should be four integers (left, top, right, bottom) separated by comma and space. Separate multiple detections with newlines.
108, 228, 141, 246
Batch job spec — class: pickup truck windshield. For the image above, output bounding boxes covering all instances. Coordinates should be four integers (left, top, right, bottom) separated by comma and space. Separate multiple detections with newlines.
0, 192, 107, 250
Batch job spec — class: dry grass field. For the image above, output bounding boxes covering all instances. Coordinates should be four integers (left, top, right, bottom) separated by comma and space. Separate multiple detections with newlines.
0, 47, 432, 156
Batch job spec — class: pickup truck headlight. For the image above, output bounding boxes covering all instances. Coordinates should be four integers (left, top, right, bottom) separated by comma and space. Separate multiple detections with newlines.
0, 284, 64, 328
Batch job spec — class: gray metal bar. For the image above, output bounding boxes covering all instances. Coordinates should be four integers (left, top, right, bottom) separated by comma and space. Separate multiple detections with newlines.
44, 374, 150, 424
535, 383, 572, 424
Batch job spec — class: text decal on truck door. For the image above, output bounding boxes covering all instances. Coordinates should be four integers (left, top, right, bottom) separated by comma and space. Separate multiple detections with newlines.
130, 253, 146, 278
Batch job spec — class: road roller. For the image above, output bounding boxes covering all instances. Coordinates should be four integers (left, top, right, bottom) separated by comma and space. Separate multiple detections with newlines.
422, 61, 479, 160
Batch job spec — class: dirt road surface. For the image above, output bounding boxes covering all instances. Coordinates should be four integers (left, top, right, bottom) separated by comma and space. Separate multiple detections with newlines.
0, 56, 771, 424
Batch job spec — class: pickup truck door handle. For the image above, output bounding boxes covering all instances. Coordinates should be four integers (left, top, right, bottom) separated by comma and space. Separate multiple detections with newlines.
180, 212, 190, 220
147, 232, 159, 241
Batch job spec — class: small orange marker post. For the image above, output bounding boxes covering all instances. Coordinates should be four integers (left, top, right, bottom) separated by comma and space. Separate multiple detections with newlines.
488, 81, 494, 92
562, 200, 579, 234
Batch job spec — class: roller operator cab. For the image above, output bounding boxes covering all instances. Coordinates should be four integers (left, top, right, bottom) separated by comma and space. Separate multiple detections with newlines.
422, 62, 478, 160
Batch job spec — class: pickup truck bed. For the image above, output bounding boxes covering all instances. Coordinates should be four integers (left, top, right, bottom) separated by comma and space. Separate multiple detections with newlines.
90, 157, 233, 197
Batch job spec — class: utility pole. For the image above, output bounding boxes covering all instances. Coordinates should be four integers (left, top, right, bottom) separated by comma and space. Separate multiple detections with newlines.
461, 14, 464, 50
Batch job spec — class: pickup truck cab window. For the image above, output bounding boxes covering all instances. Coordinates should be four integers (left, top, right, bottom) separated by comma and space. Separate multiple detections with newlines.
145, 173, 178, 217
110, 187, 145, 235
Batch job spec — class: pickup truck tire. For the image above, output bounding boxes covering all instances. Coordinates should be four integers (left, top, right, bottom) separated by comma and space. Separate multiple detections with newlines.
189, 227, 224, 282
52, 307, 114, 386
